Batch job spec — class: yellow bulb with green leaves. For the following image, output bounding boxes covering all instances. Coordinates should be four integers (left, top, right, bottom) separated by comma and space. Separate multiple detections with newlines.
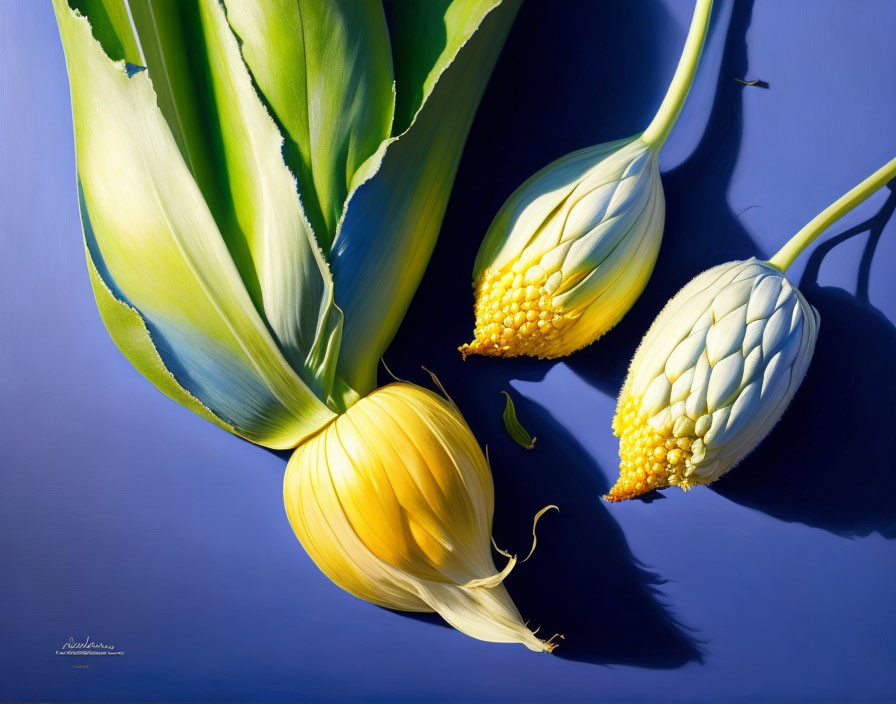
53, 0, 547, 651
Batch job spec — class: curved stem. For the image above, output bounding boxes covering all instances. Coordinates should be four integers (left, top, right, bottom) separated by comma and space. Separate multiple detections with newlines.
641, 0, 714, 150
769, 156, 896, 272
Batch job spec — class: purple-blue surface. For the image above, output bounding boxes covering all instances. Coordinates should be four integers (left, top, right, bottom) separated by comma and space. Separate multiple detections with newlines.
2, 1, 895, 701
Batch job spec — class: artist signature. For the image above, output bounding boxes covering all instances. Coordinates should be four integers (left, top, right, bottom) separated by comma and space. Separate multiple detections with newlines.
55, 636, 124, 656
61, 637, 115, 650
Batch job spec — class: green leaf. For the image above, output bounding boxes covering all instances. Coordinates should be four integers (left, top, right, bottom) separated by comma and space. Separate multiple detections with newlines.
68, 0, 143, 64
84, 237, 236, 437
330, 0, 520, 395
55, 0, 336, 448
120, 2, 217, 213
500, 391, 536, 450
224, 0, 395, 253
386, 0, 502, 136
122, 1, 344, 396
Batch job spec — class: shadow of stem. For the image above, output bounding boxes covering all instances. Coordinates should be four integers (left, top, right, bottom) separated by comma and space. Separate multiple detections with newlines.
713, 186, 896, 539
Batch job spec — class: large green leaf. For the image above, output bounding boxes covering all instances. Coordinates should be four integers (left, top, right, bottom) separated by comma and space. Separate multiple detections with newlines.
330, 0, 520, 395
225, 0, 395, 253
55, 0, 336, 448
121, 0, 343, 396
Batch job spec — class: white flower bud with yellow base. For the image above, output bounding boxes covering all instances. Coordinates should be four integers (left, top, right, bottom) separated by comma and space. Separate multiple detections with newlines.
461, 0, 714, 359
285, 382, 556, 652
608, 155, 896, 501
609, 260, 818, 500
460, 138, 664, 359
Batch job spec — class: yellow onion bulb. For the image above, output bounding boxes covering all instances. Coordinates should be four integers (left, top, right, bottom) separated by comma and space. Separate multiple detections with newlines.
284, 382, 553, 652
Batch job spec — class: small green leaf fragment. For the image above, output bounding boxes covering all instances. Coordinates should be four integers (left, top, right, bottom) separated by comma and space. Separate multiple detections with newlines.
501, 391, 536, 450
734, 77, 769, 88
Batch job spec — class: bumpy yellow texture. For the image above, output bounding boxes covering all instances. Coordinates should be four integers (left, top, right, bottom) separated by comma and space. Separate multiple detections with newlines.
608, 395, 705, 501
459, 265, 573, 359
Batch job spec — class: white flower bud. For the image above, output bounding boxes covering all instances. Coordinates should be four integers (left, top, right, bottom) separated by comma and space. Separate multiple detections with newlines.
608, 260, 819, 501
460, 137, 664, 358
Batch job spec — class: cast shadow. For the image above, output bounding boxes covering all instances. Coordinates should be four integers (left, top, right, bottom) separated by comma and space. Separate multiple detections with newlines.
494, 393, 702, 666
384, 372, 703, 667
383, 1, 706, 667
713, 185, 896, 539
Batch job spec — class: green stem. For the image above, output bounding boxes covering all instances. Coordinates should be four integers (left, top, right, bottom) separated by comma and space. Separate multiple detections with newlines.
640, 0, 714, 150
768, 156, 896, 272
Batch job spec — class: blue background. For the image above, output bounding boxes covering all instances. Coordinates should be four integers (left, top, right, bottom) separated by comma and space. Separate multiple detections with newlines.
2, 1, 896, 701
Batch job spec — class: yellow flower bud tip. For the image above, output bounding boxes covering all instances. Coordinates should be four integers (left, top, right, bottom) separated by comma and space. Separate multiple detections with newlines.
285, 382, 553, 652
459, 266, 574, 360
606, 395, 706, 502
